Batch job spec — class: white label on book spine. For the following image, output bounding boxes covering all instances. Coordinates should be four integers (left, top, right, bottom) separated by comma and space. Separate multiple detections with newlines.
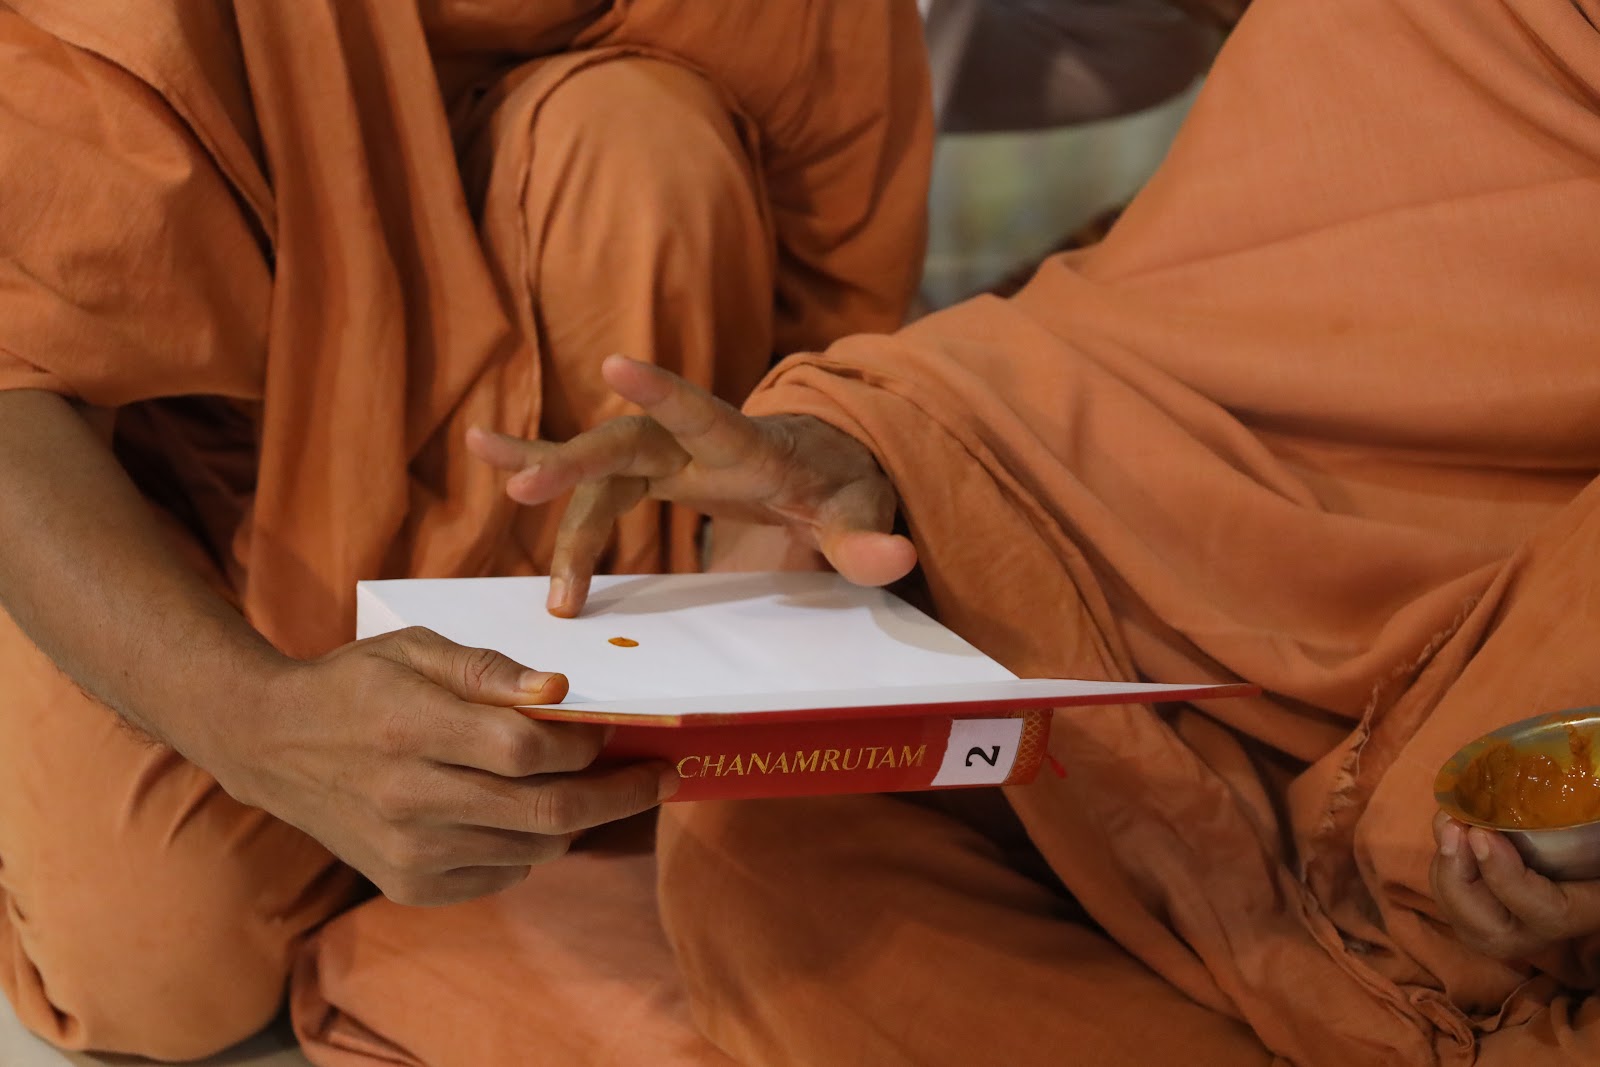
931, 718, 1025, 787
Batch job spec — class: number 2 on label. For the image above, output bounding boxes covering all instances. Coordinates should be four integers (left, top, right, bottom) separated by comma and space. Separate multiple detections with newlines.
933, 719, 1024, 787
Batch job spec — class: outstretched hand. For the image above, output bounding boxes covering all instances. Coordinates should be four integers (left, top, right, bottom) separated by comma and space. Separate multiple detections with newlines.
468, 355, 917, 616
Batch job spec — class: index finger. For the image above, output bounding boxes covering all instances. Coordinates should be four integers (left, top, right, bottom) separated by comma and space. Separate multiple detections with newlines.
601, 355, 765, 470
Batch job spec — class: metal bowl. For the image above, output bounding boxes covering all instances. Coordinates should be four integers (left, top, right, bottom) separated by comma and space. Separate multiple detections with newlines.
1434, 707, 1600, 881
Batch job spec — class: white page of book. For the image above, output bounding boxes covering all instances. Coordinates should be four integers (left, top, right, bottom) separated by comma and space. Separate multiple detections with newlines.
357, 572, 1235, 718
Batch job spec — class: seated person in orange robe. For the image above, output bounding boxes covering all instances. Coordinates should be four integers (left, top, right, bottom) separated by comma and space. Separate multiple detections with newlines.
291, 0, 1600, 1064
0, 0, 929, 1059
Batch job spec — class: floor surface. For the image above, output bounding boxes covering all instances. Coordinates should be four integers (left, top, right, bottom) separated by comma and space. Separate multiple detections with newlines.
0, 999, 310, 1067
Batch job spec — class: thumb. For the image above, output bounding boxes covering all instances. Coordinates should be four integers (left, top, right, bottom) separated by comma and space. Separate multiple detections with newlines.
814, 477, 917, 587
388, 627, 570, 705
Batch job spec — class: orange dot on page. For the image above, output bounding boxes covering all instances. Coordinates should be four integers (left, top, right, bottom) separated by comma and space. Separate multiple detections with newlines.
608, 636, 639, 648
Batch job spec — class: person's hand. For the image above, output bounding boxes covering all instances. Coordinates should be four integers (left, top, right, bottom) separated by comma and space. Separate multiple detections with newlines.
207, 627, 675, 906
466, 355, 918, 617
1431, 810, 1600, 958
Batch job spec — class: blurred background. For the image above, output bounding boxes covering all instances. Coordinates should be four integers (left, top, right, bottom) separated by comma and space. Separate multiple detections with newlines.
920, 83, 1198, 308
916, 0, 1229, 308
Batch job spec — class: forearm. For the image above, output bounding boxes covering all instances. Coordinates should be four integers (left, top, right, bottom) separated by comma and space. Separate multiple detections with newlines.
0, 390, 287, 759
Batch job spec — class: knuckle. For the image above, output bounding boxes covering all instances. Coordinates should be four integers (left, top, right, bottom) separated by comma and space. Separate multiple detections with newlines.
375, 705, 419, 757
527, 785, 585, 834
382, 876, 447, 908
561, 486, 611, 531
1484, 934, 1532, 960
614, 771, 659, 817
543, 770, 655, 832
383, 626, 438, 672
550, 534, 589, 569
394, 625, 438, 653
434, 866, 529, 906
764, 416, 807, 468
502, 727, 550, 775
1461, 925, 1527, 960
1431, 810, 1452, 841
372, 775, 424, 824
487, 866, 535, 896
506, 834, 569, 869
537, 835, 575, 866
380, 878, 425, 906
630, 765, 668, 809
630, 418, 689, 468
379, 829, 441, 875
458, 645, 503, 695
1524, 901, 1574, 942
575, 726, 610, 765
616, 414, 655, 439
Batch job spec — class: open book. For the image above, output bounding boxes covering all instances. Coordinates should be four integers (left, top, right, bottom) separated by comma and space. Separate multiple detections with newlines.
357, 572, 1254, 800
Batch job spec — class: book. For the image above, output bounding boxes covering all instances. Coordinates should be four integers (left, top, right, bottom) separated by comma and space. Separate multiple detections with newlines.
356, 573, 1255, 801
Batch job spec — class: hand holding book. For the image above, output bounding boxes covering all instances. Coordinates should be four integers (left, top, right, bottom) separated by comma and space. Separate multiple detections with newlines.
466, 354, 917, 617
358, 574, 1258, 802
224, 626, 670, 905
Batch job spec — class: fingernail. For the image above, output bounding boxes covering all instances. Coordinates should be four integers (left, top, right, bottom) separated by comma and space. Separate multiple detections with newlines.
1440, 822, 1460, 857
518, 670, 557, 696
549, 577, 570, 610
1469, 828, 1492, 862
657, 771, 682, 803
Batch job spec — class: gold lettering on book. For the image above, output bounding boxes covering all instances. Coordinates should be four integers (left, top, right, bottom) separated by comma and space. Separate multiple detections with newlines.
675, 745, 930, 778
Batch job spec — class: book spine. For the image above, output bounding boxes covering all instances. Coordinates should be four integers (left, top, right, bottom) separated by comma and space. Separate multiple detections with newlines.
596, 710, 1053, 802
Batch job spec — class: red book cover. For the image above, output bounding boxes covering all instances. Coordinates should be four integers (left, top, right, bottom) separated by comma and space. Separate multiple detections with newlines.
357, 574, 1257, 801
597, 710, 1055, 801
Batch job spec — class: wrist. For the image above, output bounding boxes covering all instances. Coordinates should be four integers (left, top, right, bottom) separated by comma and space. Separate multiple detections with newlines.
158, 630, 301, 796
